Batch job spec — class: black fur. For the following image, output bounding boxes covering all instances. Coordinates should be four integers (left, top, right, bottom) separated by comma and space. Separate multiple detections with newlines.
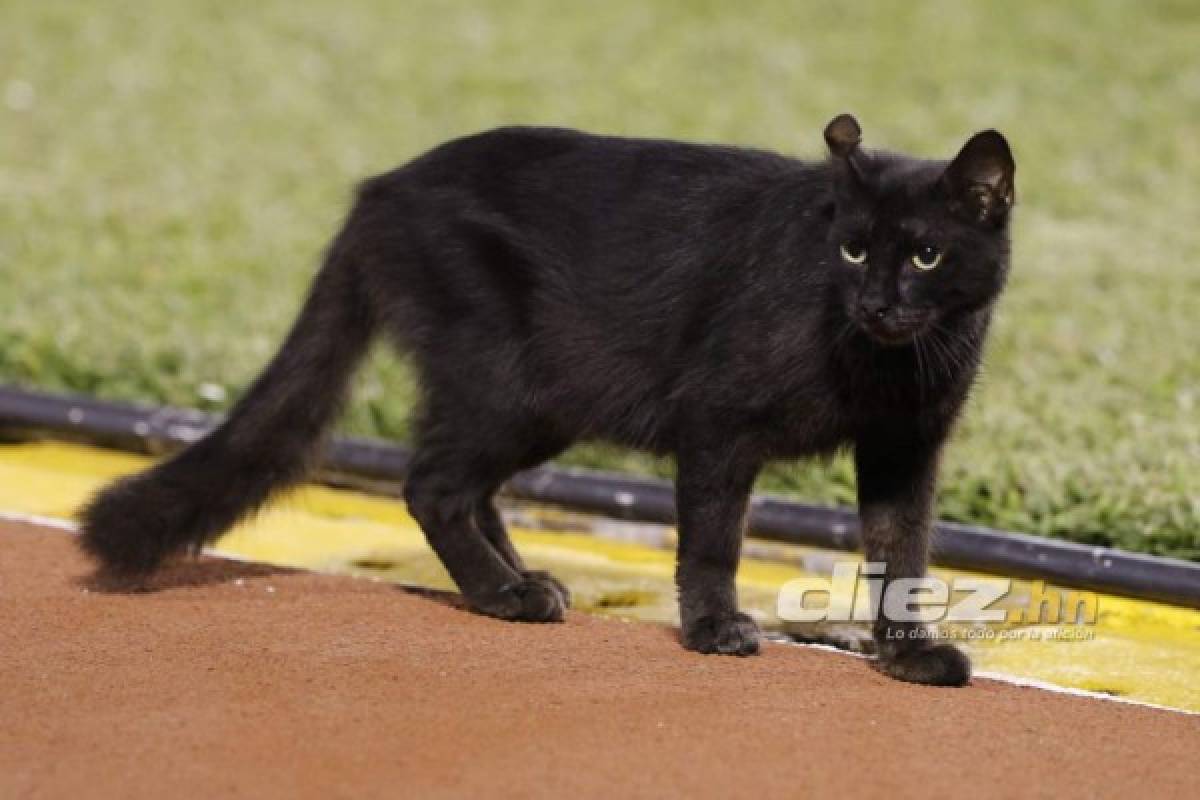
80, 115, 1014, 686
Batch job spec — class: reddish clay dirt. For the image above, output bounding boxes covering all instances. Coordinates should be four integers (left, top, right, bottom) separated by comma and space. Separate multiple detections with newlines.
1, 519, 1196, 799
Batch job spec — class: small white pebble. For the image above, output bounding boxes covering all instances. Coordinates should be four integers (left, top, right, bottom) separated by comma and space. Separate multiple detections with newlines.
265, 585, 276, 593
233, 578, 245, 587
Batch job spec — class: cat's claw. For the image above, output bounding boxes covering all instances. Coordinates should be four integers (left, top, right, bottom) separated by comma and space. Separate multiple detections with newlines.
875, 643, 971, 686
683, 611, 762, 656
470, 574, 567, 623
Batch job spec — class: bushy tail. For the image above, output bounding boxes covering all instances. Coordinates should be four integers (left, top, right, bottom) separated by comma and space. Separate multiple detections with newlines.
80, 236, 376, 577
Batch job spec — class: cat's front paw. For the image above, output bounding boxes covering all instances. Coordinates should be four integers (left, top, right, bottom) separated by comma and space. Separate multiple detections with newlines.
470, 574, 567, 623
682, 611, 762, 656
875, 643, 971, 686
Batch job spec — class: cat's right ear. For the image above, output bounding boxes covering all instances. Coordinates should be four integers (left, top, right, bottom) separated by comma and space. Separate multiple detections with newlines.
824, 113, 868, 186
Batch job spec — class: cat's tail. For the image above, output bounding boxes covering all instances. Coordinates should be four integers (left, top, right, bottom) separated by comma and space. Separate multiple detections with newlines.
79, 228, 376, 578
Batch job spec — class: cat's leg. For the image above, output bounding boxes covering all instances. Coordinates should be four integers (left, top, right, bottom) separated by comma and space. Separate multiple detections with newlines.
474, 430, 572, 603
475, 498, 571, 606
855, 432, 971, 686
404, 428, 566, 623
473, 498, 526, 571
674, 437, 763, 656
467, 432, 567, 575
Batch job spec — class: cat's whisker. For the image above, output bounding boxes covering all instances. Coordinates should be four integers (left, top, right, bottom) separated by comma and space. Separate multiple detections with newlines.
912, 335, 928, 402
831, 319, 858, 356
918, 325, 951, 386
932, 323, 975, 376
923, 329, 953, 385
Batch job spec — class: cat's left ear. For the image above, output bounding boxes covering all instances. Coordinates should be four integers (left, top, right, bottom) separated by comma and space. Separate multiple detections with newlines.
942, 130, 1015, 225
824, 113, 868, 183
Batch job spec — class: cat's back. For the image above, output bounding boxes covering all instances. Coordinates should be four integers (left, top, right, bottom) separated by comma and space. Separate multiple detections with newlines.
374, 125, 805, 199
353, 127, 831, 451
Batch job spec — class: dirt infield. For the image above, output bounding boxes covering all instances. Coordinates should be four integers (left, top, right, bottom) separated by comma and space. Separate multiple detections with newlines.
1, 519, 1195, 799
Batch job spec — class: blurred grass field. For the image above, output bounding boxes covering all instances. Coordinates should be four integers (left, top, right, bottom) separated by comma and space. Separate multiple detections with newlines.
2, 0, 1198, 559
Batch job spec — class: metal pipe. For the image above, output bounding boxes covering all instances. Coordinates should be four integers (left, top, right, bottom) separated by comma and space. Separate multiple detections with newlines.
2, 385, 1197, 608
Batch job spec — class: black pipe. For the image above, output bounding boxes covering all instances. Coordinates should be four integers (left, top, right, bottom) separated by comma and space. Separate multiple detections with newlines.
1, 385, 1198, 608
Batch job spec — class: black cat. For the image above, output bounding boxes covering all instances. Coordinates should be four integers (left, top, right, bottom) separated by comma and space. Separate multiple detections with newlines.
80, 114, 1014, 686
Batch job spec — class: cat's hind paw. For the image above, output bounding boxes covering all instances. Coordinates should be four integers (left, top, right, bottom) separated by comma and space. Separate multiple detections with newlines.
521, 569, 571, 608
682, 611, 762, 656
875, 643, 971, 686
471, 574, 567, 623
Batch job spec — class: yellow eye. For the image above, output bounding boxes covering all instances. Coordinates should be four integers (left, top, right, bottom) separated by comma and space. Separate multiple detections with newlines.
840, 243, 867, 264
912, 246, 943, 271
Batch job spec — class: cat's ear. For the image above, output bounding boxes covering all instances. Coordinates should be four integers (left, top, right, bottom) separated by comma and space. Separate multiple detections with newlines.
824, 113, 868, 184
824, 113, 862, 159
942, 130, 1015, 225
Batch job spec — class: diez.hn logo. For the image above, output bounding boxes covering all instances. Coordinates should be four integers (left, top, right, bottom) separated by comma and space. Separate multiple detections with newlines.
776, 562, 1099, 625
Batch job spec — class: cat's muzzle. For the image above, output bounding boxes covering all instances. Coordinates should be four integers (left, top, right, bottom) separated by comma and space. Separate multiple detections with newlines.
856, 308, 933, 345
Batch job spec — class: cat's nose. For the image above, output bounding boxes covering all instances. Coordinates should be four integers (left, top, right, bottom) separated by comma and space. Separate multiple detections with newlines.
859, 299, 891, 319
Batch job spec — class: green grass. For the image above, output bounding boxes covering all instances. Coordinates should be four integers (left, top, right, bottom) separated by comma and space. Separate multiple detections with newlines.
3, 0, 1198, 559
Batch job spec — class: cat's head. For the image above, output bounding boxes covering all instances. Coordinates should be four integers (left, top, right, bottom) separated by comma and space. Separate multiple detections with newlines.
823, 113, 1015, 346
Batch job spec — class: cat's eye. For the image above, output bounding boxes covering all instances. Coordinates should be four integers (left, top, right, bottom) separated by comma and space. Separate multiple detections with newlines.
911, 245, 943, 271
840, 243, 867, 265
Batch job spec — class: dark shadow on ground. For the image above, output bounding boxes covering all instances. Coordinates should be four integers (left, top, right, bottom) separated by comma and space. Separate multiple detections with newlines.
396, 585, 471, 611
77, 557, 298, 593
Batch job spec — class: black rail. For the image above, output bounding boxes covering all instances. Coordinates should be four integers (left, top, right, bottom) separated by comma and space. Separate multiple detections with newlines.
1, 385, 1197, 608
